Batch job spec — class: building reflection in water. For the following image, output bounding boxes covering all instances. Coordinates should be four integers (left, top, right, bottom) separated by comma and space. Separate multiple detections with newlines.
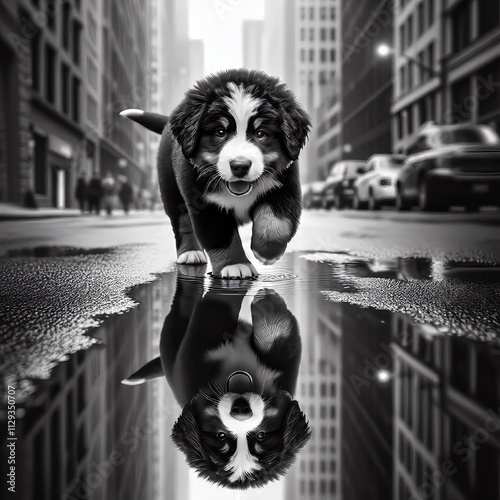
3, 253, 500, 499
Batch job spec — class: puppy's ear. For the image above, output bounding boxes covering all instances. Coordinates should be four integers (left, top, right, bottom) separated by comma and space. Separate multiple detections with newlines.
169, 95, 206, 158
171, 404, 208, 470
281, 400, 311, 459
281, 102, 311, 161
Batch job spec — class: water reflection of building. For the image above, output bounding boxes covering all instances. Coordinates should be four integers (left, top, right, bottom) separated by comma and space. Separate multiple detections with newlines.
392, 313, 500, 500
6, 276, 182, 500
286, 257, 342, 500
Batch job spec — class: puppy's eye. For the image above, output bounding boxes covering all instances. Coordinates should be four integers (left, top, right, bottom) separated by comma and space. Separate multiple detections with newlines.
256, 129, 268, 139
214, 128, 226, 137
257, 431, 266, 441
217, 432, 227, 441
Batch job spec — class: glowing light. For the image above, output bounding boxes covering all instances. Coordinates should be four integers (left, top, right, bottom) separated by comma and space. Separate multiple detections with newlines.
376, 44, 393, 57
376, 370, 392, 383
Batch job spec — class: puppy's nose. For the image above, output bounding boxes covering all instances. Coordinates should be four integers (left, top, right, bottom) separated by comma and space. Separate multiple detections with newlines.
230, 157, 251, 178
230, 397, 253, 421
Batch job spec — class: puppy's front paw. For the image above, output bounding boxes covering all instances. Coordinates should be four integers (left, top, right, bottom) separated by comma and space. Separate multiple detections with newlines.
220, 263, 258, 279
177, 250, 207, 265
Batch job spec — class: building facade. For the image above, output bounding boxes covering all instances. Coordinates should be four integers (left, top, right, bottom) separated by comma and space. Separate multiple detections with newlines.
242, 20, 265, 71
341, 0, 393, 162
296, 0, 341, 181
392, 0, 500, 152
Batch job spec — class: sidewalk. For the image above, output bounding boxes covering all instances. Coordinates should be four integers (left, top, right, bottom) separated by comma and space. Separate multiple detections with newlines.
0, 203, 81, 221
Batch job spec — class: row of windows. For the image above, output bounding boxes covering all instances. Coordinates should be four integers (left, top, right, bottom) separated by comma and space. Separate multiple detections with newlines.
307, 404, 336, 419
300, 48, 336, 63
300, 458, 337, 474
318, 112, 339, 137
300, 5, 336, 21
399, 43, 435, 94
300, 479, 337, 496
300, 27, 336, 42
399, 0, 435, 53
303, 382, 337, 397
451, 0, 500, 54
318, 135, 339, 158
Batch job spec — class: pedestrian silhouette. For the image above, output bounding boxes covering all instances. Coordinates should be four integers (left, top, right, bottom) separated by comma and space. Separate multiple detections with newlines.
102, 172, 117, 216
87, 173, 103, 215
75, 174, 87, 213
119, 177, 134, 214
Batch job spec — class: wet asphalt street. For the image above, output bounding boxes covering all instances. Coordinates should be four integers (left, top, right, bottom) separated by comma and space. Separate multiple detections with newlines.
1, 208, 500, 500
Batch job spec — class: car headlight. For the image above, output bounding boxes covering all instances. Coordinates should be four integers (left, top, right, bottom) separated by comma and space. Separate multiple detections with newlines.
379, 178, 392, 186
342, 180, 350, 187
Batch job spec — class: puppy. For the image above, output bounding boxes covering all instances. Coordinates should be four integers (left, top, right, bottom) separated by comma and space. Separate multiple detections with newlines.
121, 69, 310, 278
123, 273, 310, 489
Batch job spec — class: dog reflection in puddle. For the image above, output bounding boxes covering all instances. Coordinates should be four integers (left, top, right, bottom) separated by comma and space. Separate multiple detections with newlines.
123, 268, 310, 489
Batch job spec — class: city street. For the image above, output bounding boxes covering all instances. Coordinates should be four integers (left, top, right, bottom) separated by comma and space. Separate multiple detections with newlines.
1, 208, 500, 499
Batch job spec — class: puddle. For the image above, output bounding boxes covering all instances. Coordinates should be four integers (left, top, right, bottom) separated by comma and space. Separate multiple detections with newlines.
1, 251, 500, 499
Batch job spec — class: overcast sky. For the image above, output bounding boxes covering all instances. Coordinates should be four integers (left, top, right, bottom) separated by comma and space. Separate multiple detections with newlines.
189, 0, 265, 75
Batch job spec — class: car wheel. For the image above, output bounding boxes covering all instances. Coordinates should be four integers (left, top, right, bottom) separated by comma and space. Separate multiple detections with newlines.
418, 179, 447, 212
334, 194, 344, 210
353, 191, 366, 210
368, 190, 379, 211
396, 185, 411, 211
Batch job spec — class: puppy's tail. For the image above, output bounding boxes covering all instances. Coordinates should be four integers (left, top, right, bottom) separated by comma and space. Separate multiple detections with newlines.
119, 109, 169, 135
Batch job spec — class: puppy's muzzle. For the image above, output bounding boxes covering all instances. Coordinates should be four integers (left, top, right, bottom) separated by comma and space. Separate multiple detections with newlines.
230, 397, 253, 421
230, 157, 252, 178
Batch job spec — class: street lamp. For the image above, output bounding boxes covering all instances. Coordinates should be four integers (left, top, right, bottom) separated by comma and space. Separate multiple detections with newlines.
376, 43, 393, 58
374, 43, 439, 78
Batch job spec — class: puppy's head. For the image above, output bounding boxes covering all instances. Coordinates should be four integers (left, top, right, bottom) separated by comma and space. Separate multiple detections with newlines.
169, 69, 311, 197
171, 387, 310, 489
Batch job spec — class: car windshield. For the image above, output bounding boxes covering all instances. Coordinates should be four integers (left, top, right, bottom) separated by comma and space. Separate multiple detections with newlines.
345, 162, 366, 176
380, 157, 405, 170
429, 127, 500, 146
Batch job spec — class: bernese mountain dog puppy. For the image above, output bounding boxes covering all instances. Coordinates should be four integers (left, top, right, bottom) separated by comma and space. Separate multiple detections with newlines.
123, 271, 310, 489
121, 69, 310, 279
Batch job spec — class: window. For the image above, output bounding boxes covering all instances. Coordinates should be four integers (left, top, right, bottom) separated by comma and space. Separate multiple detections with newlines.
320, 71, 327, 84
399, 25, 405, 55
427, 0, 435, 26
320, 406, 327, 419
309, 49, 314, 62
478, 0, 500, 37
408, 61, 413, 89
46, 0, 56, 31
61, 64, 70, 114
301, 48, 305, 62
408, 105, 414, 134
31, 31, 41, 91
428, 43, 435, 75
400, 65, 406, 93
321, 28, 326, 41
45, 44, 56, 104
301, 28, 305, 41
310, 6, 314, 20
477, 58, 500, 121
330, 406, 336, 419
417, 2, 424, 35
62, 2, 70, 49
406, 15, 413, 47
321, 383, 327, 397
72, 76, 80, 122
451, 1, 471, 53
330, 7, 335, 20
34, 133, 47, 195
72, 21, 81, 65
330, 383, 336, 397
310, 28, 314, 41
320, 6, 326, 20
330, 28, 336, 41
300, 7, 305, 20
320, 49, 327, 62
451, 76, 472, 123
330, 49, 335, 62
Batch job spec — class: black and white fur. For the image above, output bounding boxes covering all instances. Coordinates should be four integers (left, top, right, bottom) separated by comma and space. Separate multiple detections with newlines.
121, 69, 310, 278
123, 273, 310, 489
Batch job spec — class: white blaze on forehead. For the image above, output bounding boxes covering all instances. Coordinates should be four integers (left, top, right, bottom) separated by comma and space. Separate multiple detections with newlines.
224, 83, 261, 133
218, 393, 265, 482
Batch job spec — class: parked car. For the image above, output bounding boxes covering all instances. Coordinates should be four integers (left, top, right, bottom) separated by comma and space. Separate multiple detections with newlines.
395, 123, 500, 211
303, 181, 327, 208
353, 154, 406, 210
322, 160, 367, 209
